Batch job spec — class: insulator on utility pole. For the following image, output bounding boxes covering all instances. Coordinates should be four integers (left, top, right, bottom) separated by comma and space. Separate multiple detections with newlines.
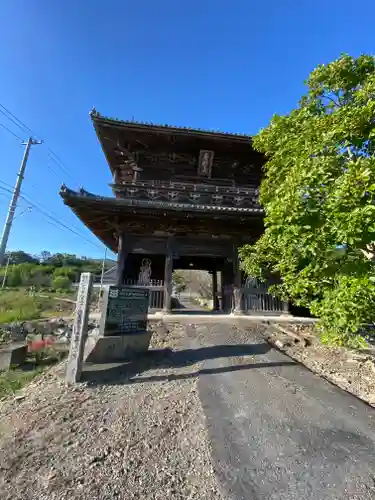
0, 137, 42, 266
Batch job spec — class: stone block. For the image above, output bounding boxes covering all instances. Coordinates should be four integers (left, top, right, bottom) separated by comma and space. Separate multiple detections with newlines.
85, 331, 152, 364
0, 343, 28, 371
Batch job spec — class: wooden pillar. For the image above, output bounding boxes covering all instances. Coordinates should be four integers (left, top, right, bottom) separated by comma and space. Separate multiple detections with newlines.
116, 233, 128, 286
220, 270, 225, 312
221, 266, 232, 312
163, 240, 173, 313
211, 268, 219, 311
232, 244, 244, 314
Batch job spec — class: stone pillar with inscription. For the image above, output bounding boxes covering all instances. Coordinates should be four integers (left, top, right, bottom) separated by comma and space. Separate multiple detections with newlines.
65, 272, 93, 384
232, 245, 244, 315
163, 240, 173, 313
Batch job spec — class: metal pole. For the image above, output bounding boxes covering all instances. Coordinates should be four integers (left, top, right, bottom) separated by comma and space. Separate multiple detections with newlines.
0, 138, 42, 265
1, 254, 10, 288
97, 246, 107, 309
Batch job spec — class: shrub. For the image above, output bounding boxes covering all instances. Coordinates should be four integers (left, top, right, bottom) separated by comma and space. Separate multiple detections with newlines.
310, 275, 374, 349
6, 267, 22, 287
53, 267, 78, 282
52, 276, 72, 291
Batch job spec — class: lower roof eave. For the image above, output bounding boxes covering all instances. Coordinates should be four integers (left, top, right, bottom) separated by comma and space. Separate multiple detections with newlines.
60, 187, 264, 217
59, 186, 264, 251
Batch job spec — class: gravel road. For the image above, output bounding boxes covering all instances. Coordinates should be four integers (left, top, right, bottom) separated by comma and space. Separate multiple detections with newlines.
0, 322, 222, 500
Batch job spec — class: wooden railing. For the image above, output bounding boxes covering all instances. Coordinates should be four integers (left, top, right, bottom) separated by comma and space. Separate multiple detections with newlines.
111, 179, 260, 209
123, 278, 164, 309
122, 278, 286, 314
222, 284, 286, 314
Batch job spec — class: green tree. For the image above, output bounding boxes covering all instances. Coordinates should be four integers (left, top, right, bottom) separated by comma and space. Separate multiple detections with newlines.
53, 266, 78, 282
39, 250, 51, 263
52, 275, 72, 291
240, 54, 375, 347
6, 251, 38, 265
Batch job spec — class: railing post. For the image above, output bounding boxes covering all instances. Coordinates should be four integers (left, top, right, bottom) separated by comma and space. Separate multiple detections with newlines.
282, 300, 290, 315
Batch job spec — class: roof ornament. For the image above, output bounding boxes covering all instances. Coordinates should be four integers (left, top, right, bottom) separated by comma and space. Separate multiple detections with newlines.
59, 185, 77, 197
79, 188, 95, 197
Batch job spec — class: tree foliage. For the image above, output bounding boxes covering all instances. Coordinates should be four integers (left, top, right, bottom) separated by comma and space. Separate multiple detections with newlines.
52, 275, 72, 291
240, 54, 375, 347
0, 251, 114, 289
6, 251, 39, 265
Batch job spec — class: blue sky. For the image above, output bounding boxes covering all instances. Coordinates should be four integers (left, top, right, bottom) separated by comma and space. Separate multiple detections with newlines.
0, 0, 374, 260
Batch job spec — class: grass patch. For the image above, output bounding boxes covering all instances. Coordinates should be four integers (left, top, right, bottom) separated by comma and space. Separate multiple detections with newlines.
0, 291, 49, 323
0, 351, 66, 400
0, 289, 74, 324
0, 365, 43, 399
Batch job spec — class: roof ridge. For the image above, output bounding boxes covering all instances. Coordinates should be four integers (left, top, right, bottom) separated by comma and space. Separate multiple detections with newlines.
90, 109, 252, 139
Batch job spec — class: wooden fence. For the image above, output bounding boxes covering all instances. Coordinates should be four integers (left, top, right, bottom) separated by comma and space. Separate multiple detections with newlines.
222, 283, 286, 315
123, 278, 164, 310
118, 278, 286, 314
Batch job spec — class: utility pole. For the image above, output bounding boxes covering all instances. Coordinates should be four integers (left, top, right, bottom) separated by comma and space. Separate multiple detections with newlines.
1, 254, 10, 288
0, 137, 42, 265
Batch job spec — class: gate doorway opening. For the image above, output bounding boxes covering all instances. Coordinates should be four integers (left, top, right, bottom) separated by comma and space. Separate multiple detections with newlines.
172, 256, 224, 313
118, 251, 288, 315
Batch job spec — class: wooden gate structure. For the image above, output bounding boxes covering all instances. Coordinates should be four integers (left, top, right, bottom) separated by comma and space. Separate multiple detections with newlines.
61, 110, 287, 315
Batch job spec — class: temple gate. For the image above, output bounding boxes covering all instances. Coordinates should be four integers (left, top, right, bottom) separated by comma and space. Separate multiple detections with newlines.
61, 110, 286, 315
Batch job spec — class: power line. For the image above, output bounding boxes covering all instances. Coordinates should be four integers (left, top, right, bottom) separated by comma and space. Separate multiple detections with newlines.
0, 123, 22, 142
0, 103, 38, 138
34, 156, 65, 184
17, 187, 91, 235
41, 215, 101, 250
0, 182, 100, 248
0, 108, 29, 138
0, 180, 17, 191
47, 149, 77, 183
0, 102, 78, 184
31, 205, 102, 250
0, 184, 101, 250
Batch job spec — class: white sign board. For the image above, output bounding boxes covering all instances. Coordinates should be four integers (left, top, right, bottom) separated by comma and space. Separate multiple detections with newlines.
65, 272, 93, 384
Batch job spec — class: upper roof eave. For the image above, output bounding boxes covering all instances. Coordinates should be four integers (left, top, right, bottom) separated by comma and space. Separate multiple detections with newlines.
90, 109, 253, 143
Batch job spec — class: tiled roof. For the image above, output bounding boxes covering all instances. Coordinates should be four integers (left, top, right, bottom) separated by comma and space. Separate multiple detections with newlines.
90, 109, 252, 140
60, 185, 263, 215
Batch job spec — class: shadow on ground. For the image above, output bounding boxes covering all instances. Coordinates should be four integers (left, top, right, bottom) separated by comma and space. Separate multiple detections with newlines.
81, 342, 296, 386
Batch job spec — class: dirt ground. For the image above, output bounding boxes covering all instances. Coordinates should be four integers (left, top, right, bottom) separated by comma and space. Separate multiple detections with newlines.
0, 322, 222, 500
265, 322, 375, 408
